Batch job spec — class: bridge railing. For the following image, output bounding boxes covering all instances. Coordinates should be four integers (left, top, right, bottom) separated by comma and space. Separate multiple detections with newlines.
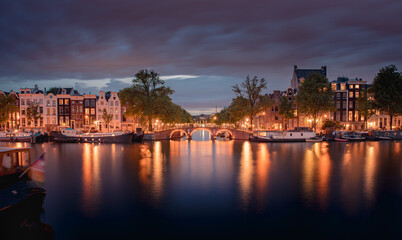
152, 123, 251, 132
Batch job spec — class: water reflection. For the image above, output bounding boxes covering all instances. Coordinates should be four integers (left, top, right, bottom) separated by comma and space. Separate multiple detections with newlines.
238, 141, 254, 211
138, 142, 165, 206
1, 140, 400, 238
82, 143, 101, 216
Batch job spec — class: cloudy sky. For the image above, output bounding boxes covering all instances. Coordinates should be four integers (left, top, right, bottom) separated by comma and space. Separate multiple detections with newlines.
0, 0, 401, 114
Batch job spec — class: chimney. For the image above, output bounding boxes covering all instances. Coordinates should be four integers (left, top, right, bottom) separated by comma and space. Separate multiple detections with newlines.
294, 65, 297, 71
44, 87, 47, 93
321, 66, 327, 75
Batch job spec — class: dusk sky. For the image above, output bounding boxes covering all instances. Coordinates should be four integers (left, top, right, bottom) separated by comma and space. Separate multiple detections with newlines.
0, 0, 401, 114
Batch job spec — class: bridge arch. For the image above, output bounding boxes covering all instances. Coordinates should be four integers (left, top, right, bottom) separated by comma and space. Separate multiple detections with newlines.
189, 128, 214, 138
169, 129, 189, 140
215, 129, 234, 139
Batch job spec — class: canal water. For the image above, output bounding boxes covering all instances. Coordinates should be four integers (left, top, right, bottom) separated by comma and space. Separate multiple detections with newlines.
1, 130, 401, 239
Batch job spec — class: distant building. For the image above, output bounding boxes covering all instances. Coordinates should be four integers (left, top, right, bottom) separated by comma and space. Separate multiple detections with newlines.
290, 65, 327, 90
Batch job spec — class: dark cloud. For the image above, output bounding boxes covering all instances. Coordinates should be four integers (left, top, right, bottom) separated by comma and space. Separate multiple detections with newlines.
0, 0, 401, 113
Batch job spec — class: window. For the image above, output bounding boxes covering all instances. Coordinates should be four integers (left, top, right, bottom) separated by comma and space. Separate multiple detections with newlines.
336, 93, 340, 99
340, 84, 346, 90
52, 108, 56, 116
72, 107, 75, 113
59, 99, 64, 105
101, 101, 104, 105
91, 108, 95, 115
110, 101, 114, 106
80, 101, 83, 104
22, 118, 26, 127
90, 100, 95, 107
21, 99, 25, 105
336, 101, 340, 109
349, 84, 354, 89
39, 107, 43, 114
64, 106, 70, 114
342, 93, 346, 99
98, 108, 102, 113
355, 112, 359, 121
331, 83, 337, 90
349, 111, 353, 121
65, 99, 69, 105
47, 117, 50, 124
47, 100, 50, 107
85, 108, 89, 115
59, 117, 63, 125
115, 115, 119, 120
52, 100, 56, 107
355, 92, 359, 98
47, 108, 50, 115
349, 92, 354, 98
342, 101, 346, 109
80, 107, 83, 113
349, 101, 353, 109
115, 101, 118, 106
355, 84, 360, 89
22, 109, 26, 115
39, 99, 43, 104
85, 100, 90, 107
59, 106, 64, 115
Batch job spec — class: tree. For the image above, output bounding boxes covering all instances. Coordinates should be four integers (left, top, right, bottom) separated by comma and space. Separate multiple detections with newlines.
46, 87, 59, 95
119, 69, 174, 131
357, 89, 375, 130
296, 73, 335, 131
26, 102, 42, 127
0, 95, 19, 131
371, 65, 402, 130
101, 109, 114, 132
321, 119, 341, 130
232, 76, 272, 131
278, 96, 295, 130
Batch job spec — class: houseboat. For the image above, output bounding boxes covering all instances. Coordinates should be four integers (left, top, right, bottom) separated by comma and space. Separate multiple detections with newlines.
51, 128, 134, 143
252, 127, 316, 142
0, 132, 42, 142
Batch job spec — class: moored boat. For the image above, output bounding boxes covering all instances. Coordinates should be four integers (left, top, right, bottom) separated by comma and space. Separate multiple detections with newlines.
342, 132, 366, 141
335, 138, 348, 142
0, 132, 42, 142
306, 137, 323, 142
51, 128, 133, 143
252, 127, 316, 142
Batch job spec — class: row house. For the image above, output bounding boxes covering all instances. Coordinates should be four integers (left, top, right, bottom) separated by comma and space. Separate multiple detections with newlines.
330, 77, 370, 130
19, 85, 45, 129
83, 94, 97, 130
97, 91, 122, 132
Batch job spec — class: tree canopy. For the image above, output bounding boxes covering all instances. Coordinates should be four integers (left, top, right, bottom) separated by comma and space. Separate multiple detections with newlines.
357, 89, 375, 130
101, 109, 114, 132
278, 96, 295, 130
371, 65, 402, 130
119, 69, 191, 131
232, 76, 272, 130
0, 95, 18, 130
296, 73, 335, 131
26, 102, 42, 127
46, 87, 59, 95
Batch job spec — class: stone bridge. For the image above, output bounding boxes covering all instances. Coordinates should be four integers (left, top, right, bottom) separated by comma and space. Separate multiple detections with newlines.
152, 127, 251, 140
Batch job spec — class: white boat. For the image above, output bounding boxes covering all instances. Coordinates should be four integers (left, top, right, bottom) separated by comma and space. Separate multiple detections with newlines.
252, 127, 316, 142
306, 137, 323, 142
342, 132, 366, 141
